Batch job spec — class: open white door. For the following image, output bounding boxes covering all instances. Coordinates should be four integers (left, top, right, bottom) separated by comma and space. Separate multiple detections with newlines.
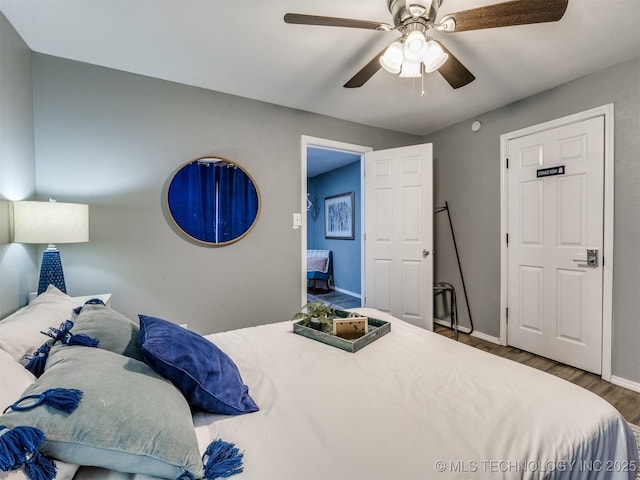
364, 144, 433, 330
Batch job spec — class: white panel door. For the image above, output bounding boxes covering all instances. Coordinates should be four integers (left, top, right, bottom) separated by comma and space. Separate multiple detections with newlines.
364, 144, 433, 330
507, 116, 604, 374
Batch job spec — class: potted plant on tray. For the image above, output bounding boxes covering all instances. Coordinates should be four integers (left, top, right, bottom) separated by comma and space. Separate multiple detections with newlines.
292, 301, 336, 333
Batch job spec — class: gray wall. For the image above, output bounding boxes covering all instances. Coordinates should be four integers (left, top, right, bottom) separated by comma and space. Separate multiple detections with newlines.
32, 53, 420, 334
0, 13, 37, 318
3, 14, 637, 383
425, 57, 640, 383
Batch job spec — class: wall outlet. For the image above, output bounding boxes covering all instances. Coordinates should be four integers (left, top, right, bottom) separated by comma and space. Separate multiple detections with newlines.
293, 213, 302, 229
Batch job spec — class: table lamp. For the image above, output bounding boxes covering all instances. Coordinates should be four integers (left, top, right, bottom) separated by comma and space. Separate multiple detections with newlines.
13, 199, 89, 295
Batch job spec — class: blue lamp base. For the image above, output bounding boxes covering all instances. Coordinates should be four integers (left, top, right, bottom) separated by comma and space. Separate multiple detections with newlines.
38, 248, 67, 295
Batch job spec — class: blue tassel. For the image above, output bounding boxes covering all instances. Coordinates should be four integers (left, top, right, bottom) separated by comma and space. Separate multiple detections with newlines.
45, 320, 99, 347
4, 389, 83, 415
73, 298, 105, 315
0, 425, 45, 471
24, 453, 57, 480
24, 343, 52, 378
202, 439, 244, 479
0, 427, 56, 480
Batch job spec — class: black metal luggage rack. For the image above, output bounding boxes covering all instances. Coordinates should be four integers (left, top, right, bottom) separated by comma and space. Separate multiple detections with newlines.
433, 281, 458, 340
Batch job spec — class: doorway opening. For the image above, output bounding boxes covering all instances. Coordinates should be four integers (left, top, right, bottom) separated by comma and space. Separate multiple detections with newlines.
300, 136, 371, 310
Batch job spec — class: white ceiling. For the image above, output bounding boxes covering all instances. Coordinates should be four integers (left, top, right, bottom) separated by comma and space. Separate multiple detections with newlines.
1, 0, 639, 136
307, 147, 360, 178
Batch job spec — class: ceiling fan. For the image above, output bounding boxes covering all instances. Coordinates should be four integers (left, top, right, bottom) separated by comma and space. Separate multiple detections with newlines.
284, 0, 569, 89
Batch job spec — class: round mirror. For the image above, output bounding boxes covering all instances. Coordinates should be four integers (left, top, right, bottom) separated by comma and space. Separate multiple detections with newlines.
165, 156, 260, 246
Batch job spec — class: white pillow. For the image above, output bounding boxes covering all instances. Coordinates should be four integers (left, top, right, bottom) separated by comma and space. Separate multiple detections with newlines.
0, 348, 80, 480
0, 285, 79, 362
0, 463, 79, 480
0, 347, 35, 408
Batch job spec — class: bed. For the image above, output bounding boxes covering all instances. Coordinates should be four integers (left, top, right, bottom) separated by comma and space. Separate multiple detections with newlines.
1, 286, 638, 480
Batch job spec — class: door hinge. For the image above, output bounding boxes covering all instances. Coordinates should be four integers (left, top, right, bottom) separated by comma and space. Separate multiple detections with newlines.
506, 233, 509, 246
506, 307, 509, 323
506, 158, 509, 169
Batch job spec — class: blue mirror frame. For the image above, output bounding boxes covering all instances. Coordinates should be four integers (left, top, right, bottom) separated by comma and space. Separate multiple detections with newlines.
165, 156, 261, 246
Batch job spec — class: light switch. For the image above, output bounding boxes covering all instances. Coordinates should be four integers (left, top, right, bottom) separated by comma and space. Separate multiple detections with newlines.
293, 213, 302, 229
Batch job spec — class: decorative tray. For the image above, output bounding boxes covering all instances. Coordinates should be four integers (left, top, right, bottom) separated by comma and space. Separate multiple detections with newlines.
293, 310, 391, 353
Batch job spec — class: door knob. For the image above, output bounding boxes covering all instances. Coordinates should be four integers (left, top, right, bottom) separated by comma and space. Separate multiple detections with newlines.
422, 249, 430, 258
573, 249, 598, 267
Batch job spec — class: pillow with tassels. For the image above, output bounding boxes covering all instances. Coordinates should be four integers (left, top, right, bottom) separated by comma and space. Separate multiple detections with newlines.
22, 304, 144, 378
22, 319, 99, 378
0, 349, 81, 480
67, 304, 143, 361
0, 344, 244, 480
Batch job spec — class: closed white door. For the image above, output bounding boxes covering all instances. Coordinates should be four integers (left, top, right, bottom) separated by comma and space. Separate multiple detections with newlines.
507, 116, 604, 374
364, 144, 433, 330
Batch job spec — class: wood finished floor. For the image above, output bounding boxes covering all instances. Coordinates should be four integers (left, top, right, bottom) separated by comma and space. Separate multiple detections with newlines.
434, 324, 640, 425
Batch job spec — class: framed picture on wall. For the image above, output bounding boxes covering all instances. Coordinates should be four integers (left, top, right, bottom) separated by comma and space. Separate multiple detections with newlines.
325, 192, 354, 240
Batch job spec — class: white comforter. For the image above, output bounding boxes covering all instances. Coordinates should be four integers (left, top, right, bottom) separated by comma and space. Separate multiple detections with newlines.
191, 308, 638, 480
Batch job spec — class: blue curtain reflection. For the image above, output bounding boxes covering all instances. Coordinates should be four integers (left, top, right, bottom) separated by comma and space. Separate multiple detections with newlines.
167, 160, 259, 244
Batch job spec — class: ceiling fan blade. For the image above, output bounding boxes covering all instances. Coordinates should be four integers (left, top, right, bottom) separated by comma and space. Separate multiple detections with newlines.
284, 13, 392, 31
441, 0, 568, 32
343, 48, 388, 88
435, 42, 475, 89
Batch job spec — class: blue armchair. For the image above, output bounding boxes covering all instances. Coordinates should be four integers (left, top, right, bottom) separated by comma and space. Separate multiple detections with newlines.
307, 250, 333, 294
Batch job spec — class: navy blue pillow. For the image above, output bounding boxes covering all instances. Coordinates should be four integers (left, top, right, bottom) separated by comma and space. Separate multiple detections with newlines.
138, 314, 258, 415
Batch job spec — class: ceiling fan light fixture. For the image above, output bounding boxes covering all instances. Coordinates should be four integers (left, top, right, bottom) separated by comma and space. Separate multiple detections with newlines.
380, 41, 404, 74
399, 59, 422, 78
423, 40, 448, 73
403, 30, 426, 62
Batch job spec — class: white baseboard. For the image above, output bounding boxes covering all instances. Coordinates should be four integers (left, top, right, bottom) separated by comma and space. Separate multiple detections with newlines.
610, 375, 640, 394
471, 330, 501, 345
434, 318, 468, 333
433, 318, 501, 345
333, 286, 362, 299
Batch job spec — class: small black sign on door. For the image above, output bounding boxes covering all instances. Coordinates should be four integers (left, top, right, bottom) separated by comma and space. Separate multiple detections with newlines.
537, 165, 565, 178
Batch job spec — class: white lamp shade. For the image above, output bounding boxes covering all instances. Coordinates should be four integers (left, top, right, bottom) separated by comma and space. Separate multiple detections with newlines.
380, 41, 404, 74
423, 40, 449, 73
13, 201, 89, 244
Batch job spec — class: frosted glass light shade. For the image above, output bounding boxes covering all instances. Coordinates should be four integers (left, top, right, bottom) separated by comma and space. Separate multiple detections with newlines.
403, 30, 426, 62
380, 41, 404, 74
399, 60, 422, 78
423, 40, 449, 73
13, 201, 89, 244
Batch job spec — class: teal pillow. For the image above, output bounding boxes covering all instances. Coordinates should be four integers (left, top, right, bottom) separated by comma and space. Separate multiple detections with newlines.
1, 345, 204, 479
71, 305, 143, 360
139, 314, 258, 415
